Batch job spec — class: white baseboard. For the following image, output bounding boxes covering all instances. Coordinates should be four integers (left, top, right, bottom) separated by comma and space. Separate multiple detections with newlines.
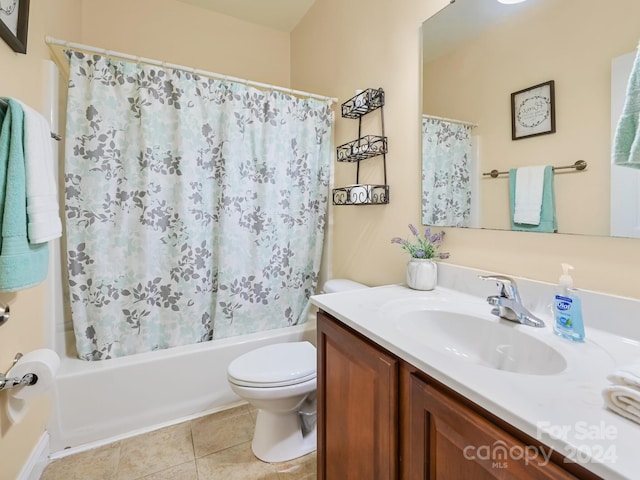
18, 432, 50, 480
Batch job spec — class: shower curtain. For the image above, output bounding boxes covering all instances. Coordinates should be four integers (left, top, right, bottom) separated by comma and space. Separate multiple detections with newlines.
64, 51, 332, 360
421, 117, 472, 227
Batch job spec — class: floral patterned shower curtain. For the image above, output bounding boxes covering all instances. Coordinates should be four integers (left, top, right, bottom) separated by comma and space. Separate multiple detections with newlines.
421, 117, 472, 227
64, 51, 332, 360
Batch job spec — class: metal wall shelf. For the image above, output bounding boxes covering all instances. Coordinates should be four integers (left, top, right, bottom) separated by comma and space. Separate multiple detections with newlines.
332, 184, 389, 206
341, 88, 385, 119
336, 135, 388, 162
333, 88, 389, 206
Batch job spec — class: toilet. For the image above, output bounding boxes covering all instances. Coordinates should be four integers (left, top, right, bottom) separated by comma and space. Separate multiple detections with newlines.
227, 278, 368, 463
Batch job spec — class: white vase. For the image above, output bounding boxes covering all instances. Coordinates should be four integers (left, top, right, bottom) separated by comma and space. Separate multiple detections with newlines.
406, 258, 437, 291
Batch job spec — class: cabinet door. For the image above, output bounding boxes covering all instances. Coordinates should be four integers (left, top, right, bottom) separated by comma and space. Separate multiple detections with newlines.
317, 312, 398, 480
407, 374, 578, 480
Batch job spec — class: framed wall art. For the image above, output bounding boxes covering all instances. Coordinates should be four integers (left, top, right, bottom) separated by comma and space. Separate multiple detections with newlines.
0, 0, 30, 54
511, 80, 555, 140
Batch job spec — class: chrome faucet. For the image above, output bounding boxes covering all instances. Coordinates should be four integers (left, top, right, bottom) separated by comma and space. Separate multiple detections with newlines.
479, 275, 545, 328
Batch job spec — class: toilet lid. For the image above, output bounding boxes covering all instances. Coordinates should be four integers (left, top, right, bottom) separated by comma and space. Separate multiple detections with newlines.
228, 341, 317, 387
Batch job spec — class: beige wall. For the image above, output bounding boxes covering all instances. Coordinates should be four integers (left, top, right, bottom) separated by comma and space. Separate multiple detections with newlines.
291, 0, 640, 300
79, 0, 291, 88
423, 0, 640, 235
0, 0, 82, 476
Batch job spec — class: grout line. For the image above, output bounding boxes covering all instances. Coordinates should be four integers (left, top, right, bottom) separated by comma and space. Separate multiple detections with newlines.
188, 421, 198, 480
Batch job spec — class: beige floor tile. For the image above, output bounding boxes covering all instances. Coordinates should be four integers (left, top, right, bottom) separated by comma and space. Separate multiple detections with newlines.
116, 422, 194, 480
191, 407, 255, 458
196, 442, 279, 480
41, 405, 315, 480
208, 404, 252, 421
275, 451, 317, 479
140, 460, 198, 480
41, 442, 121, 480
282, 475, 316, 480
246, 404, 259, 421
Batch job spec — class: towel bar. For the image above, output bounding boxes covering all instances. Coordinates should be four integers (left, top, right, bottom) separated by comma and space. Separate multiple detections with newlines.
483, 160, 587, 178
0, 98, 61, 141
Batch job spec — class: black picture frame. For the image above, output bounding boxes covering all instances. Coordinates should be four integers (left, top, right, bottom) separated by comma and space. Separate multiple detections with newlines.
511, 80, 555, 140
0, 0, 30, 54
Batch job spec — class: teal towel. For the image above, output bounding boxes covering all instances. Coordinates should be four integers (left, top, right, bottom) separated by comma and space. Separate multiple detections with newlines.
509, 166, 557, 233
613, 47, 640, 169
0, 98, 48, 292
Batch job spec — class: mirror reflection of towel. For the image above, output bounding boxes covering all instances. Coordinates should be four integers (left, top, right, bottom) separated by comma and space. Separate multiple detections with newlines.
509, 166, 557, 233
513, 166, 545, 225
613, 47, 640, 169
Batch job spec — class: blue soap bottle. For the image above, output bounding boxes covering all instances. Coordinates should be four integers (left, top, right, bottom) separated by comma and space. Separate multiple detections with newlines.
553, 263, 585, 342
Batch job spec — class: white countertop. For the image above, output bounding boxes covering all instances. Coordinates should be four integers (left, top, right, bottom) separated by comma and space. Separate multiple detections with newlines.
311, 275, 640, 480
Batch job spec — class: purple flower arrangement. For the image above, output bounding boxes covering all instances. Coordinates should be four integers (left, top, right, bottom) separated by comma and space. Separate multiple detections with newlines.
391, 224, 450, 260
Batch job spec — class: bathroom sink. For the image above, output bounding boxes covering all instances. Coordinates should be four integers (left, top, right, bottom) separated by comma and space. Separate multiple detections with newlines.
395, 310, 566, 375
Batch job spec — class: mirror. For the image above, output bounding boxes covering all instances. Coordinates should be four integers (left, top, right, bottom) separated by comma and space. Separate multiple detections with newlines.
421, 0, 640, 237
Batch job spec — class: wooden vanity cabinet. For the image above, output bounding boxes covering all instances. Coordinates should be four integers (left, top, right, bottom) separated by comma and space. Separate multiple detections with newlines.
317, 309, 399, 480
317, 311, 602, 480
405, 368, 584, 479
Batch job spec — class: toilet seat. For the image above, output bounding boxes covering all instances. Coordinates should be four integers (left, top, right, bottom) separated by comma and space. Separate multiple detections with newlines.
228, 341, 317, 388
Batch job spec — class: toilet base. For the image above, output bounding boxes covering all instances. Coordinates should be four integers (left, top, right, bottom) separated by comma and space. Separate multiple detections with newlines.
251, 408, 317, 463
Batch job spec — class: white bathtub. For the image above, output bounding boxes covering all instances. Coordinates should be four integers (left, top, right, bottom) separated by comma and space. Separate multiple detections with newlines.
47, 317, 317, 455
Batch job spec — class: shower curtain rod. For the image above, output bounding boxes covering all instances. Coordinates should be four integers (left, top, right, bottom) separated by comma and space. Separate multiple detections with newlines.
44, 35, 338, 104
422, 113, 478, 128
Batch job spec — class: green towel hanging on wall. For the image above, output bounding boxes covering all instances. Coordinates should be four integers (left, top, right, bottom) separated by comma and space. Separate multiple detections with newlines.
0, 98, 48, 292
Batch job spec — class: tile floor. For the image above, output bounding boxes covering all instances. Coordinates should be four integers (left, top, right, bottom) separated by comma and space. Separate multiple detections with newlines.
41, 404, 316, 480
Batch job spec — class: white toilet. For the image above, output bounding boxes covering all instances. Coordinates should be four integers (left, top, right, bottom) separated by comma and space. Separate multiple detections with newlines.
226, 278, 367, 463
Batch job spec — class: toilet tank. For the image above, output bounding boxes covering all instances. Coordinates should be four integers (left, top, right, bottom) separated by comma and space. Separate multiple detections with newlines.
322, 279, 368, 294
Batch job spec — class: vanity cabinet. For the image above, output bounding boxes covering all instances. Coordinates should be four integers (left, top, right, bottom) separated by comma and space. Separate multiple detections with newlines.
317, 311, 602, 480
405, 371, 584, 479
317, 308, 398, 479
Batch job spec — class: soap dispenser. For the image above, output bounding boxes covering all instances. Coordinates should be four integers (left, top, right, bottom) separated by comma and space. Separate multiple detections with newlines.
553, 263, 585, 342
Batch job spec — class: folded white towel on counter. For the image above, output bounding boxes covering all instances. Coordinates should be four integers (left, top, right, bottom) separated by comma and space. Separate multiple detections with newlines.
602, 385, 640, 425
513, 166, 546, 225
607, 363, 640, 389
18, 101, 62, 244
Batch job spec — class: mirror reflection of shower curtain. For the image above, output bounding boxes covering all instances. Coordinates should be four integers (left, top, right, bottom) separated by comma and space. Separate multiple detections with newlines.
63, 51, 332, 360
421, 117, 474, 227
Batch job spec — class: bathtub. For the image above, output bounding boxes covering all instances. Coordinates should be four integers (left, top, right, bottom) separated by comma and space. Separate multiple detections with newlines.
47, 317, 317, 455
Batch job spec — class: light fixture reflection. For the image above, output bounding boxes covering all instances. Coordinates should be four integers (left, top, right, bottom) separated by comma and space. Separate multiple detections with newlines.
497, 0, 527, 4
